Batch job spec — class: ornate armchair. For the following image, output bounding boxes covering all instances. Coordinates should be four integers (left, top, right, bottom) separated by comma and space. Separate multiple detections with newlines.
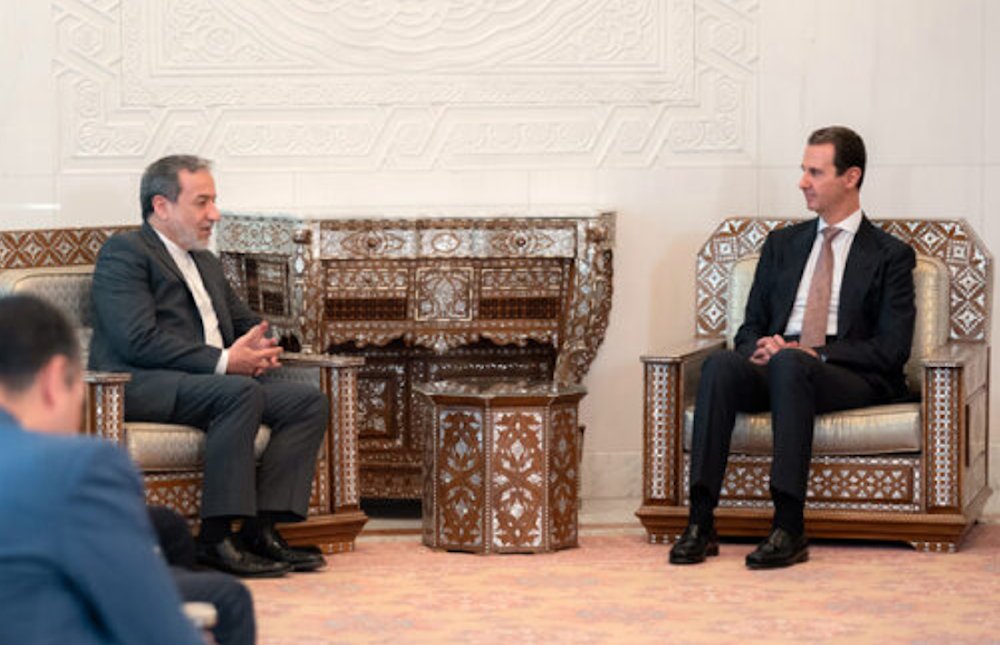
0, 226, 366, 552
637, 218, 992, 552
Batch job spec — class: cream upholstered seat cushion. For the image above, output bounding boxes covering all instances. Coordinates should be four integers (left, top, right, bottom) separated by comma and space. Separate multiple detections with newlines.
125, 423, 272, 472
682, 403, 920, 455
682, 253, 950, 456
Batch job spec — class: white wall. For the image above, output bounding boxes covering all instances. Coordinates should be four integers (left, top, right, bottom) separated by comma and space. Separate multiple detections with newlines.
2, 0, 999, 510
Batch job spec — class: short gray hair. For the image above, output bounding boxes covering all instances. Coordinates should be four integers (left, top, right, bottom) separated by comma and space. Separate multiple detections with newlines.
140, 155, 213, 221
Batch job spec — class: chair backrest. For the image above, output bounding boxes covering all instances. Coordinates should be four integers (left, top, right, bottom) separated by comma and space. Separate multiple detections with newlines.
0, 266, 95, 363
726, 254, 951, 395
697, 218, 992, 345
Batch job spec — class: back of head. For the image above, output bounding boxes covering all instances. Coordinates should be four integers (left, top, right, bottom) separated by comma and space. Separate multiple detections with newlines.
0, 295, 80, 395
140, 154, 213, 221
807, 125, 867, 188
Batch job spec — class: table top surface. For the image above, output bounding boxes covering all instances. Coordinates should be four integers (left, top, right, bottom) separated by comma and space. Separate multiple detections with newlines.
414, 378, 586, 399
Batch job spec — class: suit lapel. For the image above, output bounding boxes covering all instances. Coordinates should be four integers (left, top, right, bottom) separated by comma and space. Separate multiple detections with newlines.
141, 222, 234, 346
772, 219, 818, 332
837, 215, 879, 338
140, 222, 187, 286
190, 252, 235, 345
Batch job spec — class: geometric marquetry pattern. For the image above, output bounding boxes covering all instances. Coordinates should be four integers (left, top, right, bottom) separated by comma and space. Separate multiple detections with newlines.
555, 221, 614, 384
144, 474, 205, 519
85, 377, 127, 443
548, 405, 579, 546
682, 455, 921, 513
333, 366, 361, 509
878, 220, 992, 342
420, 380, 585, 553
438, 408, 486, 549
0, 227, 133, 270
695, 218, 993, 343
492, 410, 545, 550
925, 367, 961, 510
910, 541, 958, 554
228, 211, 614, 382
644, 362, 677, 503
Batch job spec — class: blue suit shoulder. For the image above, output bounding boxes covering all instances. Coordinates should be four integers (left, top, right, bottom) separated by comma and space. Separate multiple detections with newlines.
29, 433, 137, 489
0, 429, 141, 533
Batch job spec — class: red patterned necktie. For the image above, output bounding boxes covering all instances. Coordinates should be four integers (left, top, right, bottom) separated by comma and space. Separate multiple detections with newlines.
799, 227, 842, 348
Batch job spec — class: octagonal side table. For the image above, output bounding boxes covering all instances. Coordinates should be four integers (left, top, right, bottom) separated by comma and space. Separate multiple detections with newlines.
415, 379, 586, 554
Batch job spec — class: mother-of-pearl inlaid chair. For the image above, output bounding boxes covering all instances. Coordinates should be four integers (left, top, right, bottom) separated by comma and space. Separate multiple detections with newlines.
0, 226, 366, 552
637, 218, 991, 552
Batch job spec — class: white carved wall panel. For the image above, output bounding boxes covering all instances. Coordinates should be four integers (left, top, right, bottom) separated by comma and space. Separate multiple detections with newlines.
54, 0, 757, 170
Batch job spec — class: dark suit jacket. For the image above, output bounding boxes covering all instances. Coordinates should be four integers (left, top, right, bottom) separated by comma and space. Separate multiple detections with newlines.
89, 222, 261, 421
733, 215, 916, 399
0, 408, 203, 645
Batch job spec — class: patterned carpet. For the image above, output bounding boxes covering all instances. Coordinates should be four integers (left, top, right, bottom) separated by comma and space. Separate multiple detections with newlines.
247, 525, 1000, 645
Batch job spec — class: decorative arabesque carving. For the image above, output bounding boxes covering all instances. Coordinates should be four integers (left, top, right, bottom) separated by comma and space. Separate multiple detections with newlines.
555, 217, 615, 383
54, 0, 756, 170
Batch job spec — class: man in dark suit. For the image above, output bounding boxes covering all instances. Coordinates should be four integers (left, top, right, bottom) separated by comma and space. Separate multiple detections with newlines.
149, 505, 256, 645
0, 295, 206, 645
89, 155, 327, 577
669, 126, 916, 569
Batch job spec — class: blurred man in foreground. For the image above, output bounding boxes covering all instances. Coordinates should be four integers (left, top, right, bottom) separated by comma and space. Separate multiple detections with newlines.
0, 294, 207, 644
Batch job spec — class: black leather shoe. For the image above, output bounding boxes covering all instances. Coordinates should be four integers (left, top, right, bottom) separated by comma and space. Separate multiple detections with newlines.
242, 525, 327, 572
196, 536, 291, 578
669, 524, 719, 565
745, 528, 809, 569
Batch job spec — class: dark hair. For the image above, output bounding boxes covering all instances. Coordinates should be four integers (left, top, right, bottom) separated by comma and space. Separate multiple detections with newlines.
0, 295, 80, 393
140, 155, 213, 221
807, 126, 866, 189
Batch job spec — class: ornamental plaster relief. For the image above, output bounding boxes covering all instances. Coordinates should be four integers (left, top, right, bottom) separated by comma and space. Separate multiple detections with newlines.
54, 0, 757, 170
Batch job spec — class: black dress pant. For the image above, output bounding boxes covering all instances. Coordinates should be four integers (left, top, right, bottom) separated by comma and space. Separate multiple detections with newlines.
148, 506, 256, 645
169, 374, 328, 520
689, 348, 882, 505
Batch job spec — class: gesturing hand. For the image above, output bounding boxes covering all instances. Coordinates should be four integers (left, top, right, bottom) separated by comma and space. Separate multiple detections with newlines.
226, 321, 282, 376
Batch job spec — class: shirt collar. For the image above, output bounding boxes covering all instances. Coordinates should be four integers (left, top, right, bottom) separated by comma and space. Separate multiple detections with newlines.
152, 227, 193, 266
818, 209, 862, 236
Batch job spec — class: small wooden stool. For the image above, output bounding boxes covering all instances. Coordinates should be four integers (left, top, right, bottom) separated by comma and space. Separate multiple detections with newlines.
416, 379, 586, 554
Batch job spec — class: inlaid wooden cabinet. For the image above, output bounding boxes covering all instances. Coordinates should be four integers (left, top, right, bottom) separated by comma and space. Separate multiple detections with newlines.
218, 211, 615, 499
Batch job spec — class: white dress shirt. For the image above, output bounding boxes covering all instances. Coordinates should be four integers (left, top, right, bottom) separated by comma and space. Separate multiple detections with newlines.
154, 229, 229, 375
783, 209, 863, 338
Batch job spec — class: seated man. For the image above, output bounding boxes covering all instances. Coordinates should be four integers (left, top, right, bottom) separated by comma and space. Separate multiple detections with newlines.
669, 126, 916, 569
149, 506, 256, 645
0, 295, 205, 644
89, 154, 327, 577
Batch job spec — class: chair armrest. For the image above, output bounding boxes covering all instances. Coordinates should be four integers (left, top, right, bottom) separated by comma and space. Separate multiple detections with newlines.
642, 339, 726, 365
281, 351, 365, 369
274, 352, 365, 514
642, 338, 725, 506
921, 340, 990, 513
83, 370, 132, 385
923, 341, 989, 397
183, 601, 218, 629
82, 370, 130, 442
